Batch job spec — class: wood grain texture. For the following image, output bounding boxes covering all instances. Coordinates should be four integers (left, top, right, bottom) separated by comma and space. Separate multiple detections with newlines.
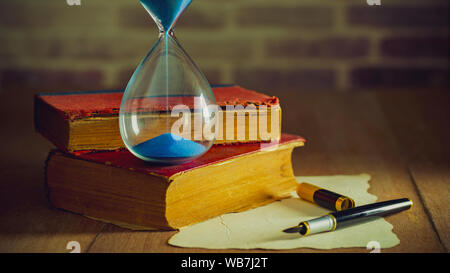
0, 167, 105, 253
0, 89, 448, 252
408, 163, 450, 252
376, 91, 450, 252
272, 90, 443, 252
0, 89, 106, 253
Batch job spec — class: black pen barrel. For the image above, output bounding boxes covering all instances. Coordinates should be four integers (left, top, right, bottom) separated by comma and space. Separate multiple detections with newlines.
285, 198, 413, 236
331, 198, 413, 224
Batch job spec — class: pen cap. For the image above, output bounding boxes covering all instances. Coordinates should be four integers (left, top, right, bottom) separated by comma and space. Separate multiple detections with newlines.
297, 182, 355, 211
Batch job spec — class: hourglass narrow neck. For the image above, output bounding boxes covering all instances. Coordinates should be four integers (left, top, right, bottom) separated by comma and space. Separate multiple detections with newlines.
159, 29, 175, 38
140, 0, 192, 35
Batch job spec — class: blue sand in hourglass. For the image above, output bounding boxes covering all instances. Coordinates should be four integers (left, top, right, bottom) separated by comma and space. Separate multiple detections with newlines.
132, 133, 206, 161
140, 0, 192, 31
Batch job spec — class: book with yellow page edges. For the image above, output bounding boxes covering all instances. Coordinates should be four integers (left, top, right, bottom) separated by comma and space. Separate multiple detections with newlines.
35, 85, 282, 152
45, 134, 305, 230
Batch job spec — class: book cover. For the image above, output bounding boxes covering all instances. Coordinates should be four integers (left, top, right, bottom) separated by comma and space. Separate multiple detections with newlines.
35, 85, 282, 152
45, 134, 305, 230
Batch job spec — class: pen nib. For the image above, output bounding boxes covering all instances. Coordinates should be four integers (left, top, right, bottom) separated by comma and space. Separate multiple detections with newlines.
282, 226, 302, 233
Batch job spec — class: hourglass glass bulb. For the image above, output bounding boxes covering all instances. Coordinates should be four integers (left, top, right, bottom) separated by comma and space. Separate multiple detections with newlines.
119, 0, 217, 164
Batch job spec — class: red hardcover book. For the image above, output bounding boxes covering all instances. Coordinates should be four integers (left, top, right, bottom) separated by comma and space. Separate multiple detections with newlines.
34, 85, 282, 152
45, 134, 305, 230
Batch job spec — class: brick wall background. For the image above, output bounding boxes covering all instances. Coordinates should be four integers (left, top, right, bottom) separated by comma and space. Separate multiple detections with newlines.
0, 0, 448, 94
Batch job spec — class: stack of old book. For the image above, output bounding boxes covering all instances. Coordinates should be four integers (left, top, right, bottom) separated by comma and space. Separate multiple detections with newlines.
35, 85, 305, 230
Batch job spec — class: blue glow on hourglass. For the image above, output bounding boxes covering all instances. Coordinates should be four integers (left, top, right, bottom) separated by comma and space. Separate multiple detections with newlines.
140, 0, 192, 32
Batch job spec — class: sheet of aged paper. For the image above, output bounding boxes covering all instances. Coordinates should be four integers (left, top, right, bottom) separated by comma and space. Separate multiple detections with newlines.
169, 174, 399, 250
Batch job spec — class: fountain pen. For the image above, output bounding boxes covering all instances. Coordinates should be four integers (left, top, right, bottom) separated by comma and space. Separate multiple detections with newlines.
283, 198, 413, 236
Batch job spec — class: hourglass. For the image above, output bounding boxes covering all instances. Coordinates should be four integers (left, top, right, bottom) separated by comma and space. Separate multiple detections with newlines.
119, 0, 216, 164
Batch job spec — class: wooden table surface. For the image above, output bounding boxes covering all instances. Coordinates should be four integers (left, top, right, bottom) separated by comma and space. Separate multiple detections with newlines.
0, 89, 448, 253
